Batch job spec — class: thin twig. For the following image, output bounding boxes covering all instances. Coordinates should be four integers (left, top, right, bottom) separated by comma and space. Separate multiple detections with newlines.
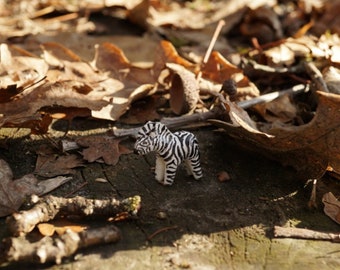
304, 61, 329, 92
196, 20, 225, 82
308, 179, 318, 209
243, 58, 304, 73
236, 84, 309, 109
65, 181, 88, 197
113, 109, 221, 138
147, 225, 178, 241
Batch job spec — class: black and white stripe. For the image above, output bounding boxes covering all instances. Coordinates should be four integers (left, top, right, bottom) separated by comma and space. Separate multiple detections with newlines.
134, 121, 203, 185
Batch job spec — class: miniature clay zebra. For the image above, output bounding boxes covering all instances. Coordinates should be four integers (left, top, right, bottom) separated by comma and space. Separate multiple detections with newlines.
134, 121, 203, 185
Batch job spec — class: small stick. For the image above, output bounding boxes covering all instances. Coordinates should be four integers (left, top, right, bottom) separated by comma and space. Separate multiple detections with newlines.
237, 84, 308, 109
147, 225, 178, 241
308, 179, 318, 209
64, 181, 88, 197
304, 61, 329, 93
243, 58, 304, 74
113, 109, 221, 138
196, 20, 225, 82
274, 226, 340, 242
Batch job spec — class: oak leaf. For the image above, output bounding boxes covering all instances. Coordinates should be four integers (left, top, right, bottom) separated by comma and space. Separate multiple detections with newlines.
211, 91, 340, 179
76, 136, 132, 165
35, 153, 84, 178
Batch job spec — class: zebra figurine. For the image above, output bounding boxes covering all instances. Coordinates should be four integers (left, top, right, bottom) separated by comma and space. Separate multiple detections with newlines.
134, 121, 203, 186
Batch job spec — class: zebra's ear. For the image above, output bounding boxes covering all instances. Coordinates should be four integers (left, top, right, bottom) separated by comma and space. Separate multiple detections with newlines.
154, 121, 167, 132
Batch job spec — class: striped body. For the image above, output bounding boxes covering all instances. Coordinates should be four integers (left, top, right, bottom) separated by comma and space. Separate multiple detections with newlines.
134, 121, 203, 185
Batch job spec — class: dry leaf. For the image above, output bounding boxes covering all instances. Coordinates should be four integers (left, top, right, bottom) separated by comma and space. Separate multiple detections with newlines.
167, 63, 199, 115
38, 220, 87, 236
253, 95, 298, 124
37, 223, 56, 236
119, 95, 162, 124
0, 40, 158, 127
240, 5, 283, 43
76, 136, 132, 165
0, 159, 71, 217
211, 91, 340, 179
322, 192, 340, 225
35, 151, 83, 178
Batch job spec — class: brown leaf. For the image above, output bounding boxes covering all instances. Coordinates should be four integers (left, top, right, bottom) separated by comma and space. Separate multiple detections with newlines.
322, 192, 340, 224
211, 91, 340, 179
35, 148, 83, 177
167, 63, 199, 115
93, 42, 155, 84
119, 95, 162, 124
253, 95, 298, 124
76, 136, 132, 165
37, 223, 55, 237
38, 220, 87, 236
0, 159, 71, 217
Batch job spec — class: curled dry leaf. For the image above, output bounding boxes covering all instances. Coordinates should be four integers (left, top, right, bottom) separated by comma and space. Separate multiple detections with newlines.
167, 63, 199, 115
211, 91, 340, 179
253, 95, 298, 124
240, 5, 283, 43
201, 51, 260, 101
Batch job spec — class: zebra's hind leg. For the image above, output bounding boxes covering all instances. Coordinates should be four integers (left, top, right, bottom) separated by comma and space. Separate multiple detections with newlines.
186, 157, 203, 180
155, 155, 165, 183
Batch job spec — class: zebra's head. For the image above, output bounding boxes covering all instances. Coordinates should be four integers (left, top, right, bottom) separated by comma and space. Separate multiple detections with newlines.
134, 132, 157, 155
134, 121, 170, 155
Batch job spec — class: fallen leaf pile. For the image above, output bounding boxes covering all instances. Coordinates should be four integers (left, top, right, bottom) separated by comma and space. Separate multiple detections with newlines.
0, 0, 340, 213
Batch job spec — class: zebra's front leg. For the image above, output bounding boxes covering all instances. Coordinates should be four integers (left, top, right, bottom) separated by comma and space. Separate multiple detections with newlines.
163, 162, 178, 186
155, 155, 165, 183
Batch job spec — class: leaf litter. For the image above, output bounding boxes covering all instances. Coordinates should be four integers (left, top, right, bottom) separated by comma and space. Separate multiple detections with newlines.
1, 0, 340, 265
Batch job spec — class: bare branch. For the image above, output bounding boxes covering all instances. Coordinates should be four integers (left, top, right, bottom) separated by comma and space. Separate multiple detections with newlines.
6, 195, 141, 236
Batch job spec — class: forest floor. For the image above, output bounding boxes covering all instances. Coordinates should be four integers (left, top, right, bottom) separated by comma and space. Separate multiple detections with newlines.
0, 119, 340, 270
